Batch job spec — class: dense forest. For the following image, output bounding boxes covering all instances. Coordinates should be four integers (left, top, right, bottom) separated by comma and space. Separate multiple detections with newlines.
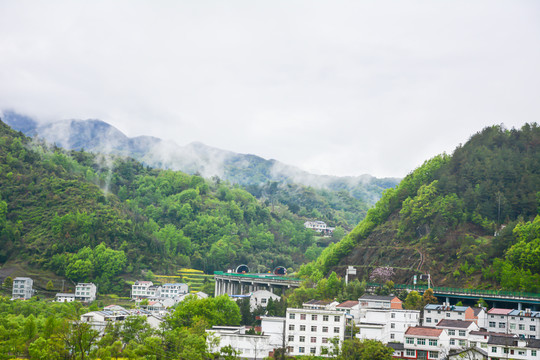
300, 124, 540, 292
0, 119, 348, 293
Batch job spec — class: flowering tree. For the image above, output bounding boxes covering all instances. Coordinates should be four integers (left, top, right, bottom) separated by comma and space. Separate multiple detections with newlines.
369, 267, 395, 283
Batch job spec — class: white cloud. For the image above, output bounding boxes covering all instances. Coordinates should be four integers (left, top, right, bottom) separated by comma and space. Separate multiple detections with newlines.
1, 0, 539, 177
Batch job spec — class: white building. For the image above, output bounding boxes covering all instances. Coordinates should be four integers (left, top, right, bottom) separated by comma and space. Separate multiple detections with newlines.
423, 303, 475, 326
355, 307, 420, 344
485, 308, 540, 339
358, 294, 403, 310
285, 307, 346, 357
250, 290, 281, 311
435, 319, 479, 351
75, 283, 97, 302
160, 283, 188, 298
487, 334, 540, 359
131, 280, 161, 299
80, 305, 161, 332
55, 293, 76, 302
260, 316, 286, 351
206, 326, 273, 360
403, 326, 451, 360
11, 277, 34, 300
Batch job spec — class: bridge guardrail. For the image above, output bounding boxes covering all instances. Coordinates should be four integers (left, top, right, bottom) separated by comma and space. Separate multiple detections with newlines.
366, 282, 540, 299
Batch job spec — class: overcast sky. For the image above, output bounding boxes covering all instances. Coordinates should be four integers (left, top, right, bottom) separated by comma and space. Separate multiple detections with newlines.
1, 1, 539, 178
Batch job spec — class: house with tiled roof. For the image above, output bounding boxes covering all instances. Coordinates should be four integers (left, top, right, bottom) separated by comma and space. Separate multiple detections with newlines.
435, 319, 479, 351
487, 334, 540, 359
403, 326, 450, 359
356, 306, 420, 344
423, 303, 473, 326
486, 307, 540, 339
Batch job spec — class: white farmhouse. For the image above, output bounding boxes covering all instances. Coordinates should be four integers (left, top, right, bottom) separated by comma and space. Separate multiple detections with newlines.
131, 280, 162, 299
55, 293, 76, 302
75, 283, 97, 302
160, 283, 188, 298
206, 325, 273, 359
11, 277, 34, 300
250, 290, 281, 311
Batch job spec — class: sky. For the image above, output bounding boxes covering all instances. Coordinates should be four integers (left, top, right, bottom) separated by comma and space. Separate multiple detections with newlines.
1, 1, 539, 178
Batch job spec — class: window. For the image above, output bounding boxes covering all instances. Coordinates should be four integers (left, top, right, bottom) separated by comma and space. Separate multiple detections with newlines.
391, 323, 395, 329
300, 314, 306, 320
532, 350, 537, 356
288, 335, 294, 342
321, 347, 328, 355
334, 316, 340, 322
289, 325, 295, 331
311, 337, 316, 343
499, 323, 506, 328
519, 324, 525, 330
406, 337, 414, 344
334, 327, 340, 334
531, 325, 536, 331
289, 314, 295, 319
491, 347, 497, 353
459, 340, 466, 346
448, 330, 455, 336
261, 298, 267, 304
310, 347, 316, 354
503, 348, 509, 354
391, 313, 396, 319
417, 338, 426, 345
300, 325, 306, 331
510, 323, 516, 330
323, 315, 329, 321
458, 330, 466, 337
489, 321, 496, 327
322, 337, 328, 344
426, 317, 432, 323
299, 347, 305, 353
518, 350, 525, 356
427, 310, 431, 314
406, 349, 416, 357
446, 313, 451, 317
312, 314, 317, 321
299, 336, 305, 342
311, 326, 317, 332
390, 333, 395, 339
322, 326, 328, 333
429, 339, 437, 346
450, 339, 455, 346
429, 351, 438, 359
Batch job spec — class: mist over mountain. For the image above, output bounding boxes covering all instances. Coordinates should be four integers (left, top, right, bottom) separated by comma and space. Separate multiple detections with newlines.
3, 111, 399, 204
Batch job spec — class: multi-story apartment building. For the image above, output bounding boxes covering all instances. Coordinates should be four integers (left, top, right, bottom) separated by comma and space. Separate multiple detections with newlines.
11, 277, 34, 299
75, 283, 97, 302
487, 335, 540, 359
485, 308, 540, 339
356, 307, 420, 344
423, 304, 476, 326
285, 307, 346, 357
403, 326, 450, 360
131, 280, 162, 299
435, 319, 479, 351
160, 283, 188, 298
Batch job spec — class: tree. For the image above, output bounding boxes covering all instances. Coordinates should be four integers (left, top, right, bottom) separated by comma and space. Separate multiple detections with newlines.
3, 276, 13, 289
46, 280, 54, 291
422, 288, 438, 306
338, 338, 393, 360
403, 291, 423, 310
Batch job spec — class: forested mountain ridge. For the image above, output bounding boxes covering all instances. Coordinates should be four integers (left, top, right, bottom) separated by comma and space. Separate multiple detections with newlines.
0, 118, 335, 293
301, 124, 540, 292
2, 110, 399, 206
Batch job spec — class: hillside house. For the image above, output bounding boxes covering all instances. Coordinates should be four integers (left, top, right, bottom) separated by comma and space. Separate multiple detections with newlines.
485, 307, 540, 339
358, 294, 403, 310
250, 290, 281, 311
75, 283, 97, 302
55, 293, 76, 302
160, 283, 188, 298
403, 326, 450, 360
206, 325, 273, 359
11, 277, 34, 300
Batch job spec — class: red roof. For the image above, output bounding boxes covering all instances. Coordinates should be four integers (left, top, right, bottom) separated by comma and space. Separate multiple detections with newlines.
337, 300, 359, 308
405, 327, 443, 337
488, 308, 513, 315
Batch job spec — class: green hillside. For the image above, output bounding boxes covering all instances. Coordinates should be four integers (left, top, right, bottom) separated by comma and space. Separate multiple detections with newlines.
301, 124, 540, 292
0, 119, 328, 293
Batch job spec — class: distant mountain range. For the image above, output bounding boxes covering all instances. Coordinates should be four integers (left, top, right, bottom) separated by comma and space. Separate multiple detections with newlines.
2, 110, 399, 204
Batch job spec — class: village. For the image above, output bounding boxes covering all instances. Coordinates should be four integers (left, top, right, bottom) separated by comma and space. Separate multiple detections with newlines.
7, 273, 540, 360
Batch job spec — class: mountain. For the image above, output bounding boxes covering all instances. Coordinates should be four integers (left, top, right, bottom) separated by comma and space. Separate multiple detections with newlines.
301, 123, 540, 292
0, 118, 335, 293
2, 111, 399, 205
